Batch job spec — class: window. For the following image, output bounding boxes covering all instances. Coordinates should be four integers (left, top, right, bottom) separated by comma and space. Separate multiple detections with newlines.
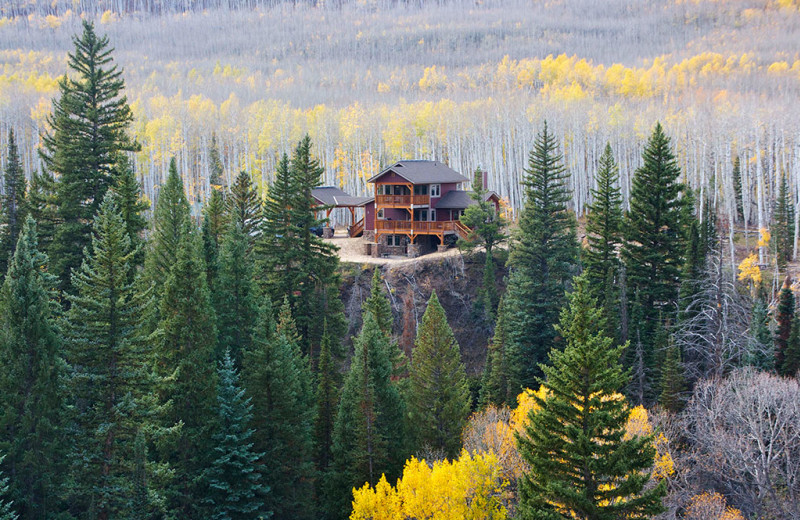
387, 235, 405, 246
459, 209, 466, 218
377, 208, 385, 219
418, 209, 428, 221
430, 184, 441, 197
414, 185, 428, 195
430, 209, 436, 221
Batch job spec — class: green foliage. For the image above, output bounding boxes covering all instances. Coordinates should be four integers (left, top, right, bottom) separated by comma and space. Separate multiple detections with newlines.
65, 195, 162, 518
205, 351, 269, 520
0, 129, 27, 279
226, 171, 262, 245
776, 276, 796, 376
746, 297, 773, 370
243, 301, 315, 520
145, 158, 192, 294
407, 291, 471, 458
110, 155, 149, 270
0, 455, 17, 520
732, 155, 744, 223
202, 188, 228, 291
214, 223, 258, 366
0, 217, 66, 519
314, 324, 339, 475
504, 121, 580, 391
26, 170, 57, 255
209, 133, 225, 187
42, 21, 138, 292
257, 138, 346, 361
131, 430, 151, 520
157, 231, 218, 518
479, 296, 511, 407
517, 274, 665, 520
659, 343, 686, 413
774, 173, 795, 270
327, 311, 406, 519
363, 268, 406, 376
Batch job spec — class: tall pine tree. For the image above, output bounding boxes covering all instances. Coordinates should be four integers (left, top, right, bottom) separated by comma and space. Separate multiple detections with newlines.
110, 156, 149, 270
0, 456, 15, 520
205, 351, 268, 520
517, 274, 665, 519
225, 171, 262, 245
504, 121, 580, 391
25, 171, 57, 256
732, 155, 744, 223
65, 196, 161, 519
41, 21, 138, 292
407, 291, 471, 458
479, 295, 511, 407
774, 173, 794, 270
0, 217, 66, 519
775, 275, 795, 376
314, 323, 339, 477
201, 188, 228, 291
0, 129, 27, 278
209, 133, 225, 187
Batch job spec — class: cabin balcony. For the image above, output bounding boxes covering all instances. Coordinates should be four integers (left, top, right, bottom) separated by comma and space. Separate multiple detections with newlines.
375, 219, 469, 238
375, 194, 430, 208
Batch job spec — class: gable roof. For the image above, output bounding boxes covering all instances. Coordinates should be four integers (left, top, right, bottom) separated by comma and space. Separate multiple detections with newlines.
312, 186, 373, 207
435, 190, 500, 209
368, 160, 469, 184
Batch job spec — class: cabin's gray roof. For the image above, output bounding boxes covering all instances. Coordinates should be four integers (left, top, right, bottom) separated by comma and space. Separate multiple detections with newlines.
311, 186, 373, 207
367, 160, 469, 184
435, 190, 499, 209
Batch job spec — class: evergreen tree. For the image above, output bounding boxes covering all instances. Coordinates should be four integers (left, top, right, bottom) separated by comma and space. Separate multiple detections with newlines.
732, 155, 744, 223
784, 316, 800, 377
0, 129, 27, 278
209, 133, 225, 187
659, 343, 687, 413
25, 171, 57, 255
517, 274, 665, 519
0, 217, 66, 519
157, 231, 218, 518
746, 297, 773, 370
314, 324, 338, 476
327, 311, 406, 519
130, 430, 150, 520
226, 171, 262, 245
110, 156, 149, 269
205, 351, 269, 520
775, 276, 795, 376
621, 123, 691, 398
202, 188, 228, 291
479, 296, 510, 407
363, 268, 406, 376
774, 173, 794, 269
257, 139, 346, 361
214, 223, 258, 366
407, 291, 471, 458
0, 455, 16, 520
504, 121, 580, 391
144, 158, 191, 293
242, 300, 315, 520
65, 196, 161, 519
42, 21, 138, 292
583, 143, 623, 315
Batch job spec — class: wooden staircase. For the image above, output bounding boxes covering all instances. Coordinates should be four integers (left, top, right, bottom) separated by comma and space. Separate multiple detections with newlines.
349, 218, 365, 237
455, 220, 471, 239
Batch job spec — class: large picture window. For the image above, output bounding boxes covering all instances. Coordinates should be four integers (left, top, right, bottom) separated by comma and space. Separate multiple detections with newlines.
430, 184, 441, 197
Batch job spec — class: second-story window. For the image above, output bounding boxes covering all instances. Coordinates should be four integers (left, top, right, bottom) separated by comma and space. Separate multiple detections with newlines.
430, 184, 441, 197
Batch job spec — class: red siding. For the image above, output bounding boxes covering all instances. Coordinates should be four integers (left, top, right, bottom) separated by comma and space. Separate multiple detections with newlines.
382, 208, 409, 221
431, 182, 459, 209
365, 201, 375, 230
373, 171, 408, 184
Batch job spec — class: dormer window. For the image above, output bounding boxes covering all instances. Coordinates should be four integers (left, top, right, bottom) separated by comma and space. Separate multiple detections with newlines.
430, 184, 441, 197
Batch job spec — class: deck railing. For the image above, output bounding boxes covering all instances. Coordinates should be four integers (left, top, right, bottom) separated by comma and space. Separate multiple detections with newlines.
376, 220, 461, 233
376, 194, 430, 206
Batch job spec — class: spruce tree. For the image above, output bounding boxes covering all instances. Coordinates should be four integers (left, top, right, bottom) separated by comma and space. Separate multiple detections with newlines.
504, 121, 580, 391
583, 143, 623, 309
0, 456, 15, 520
746, 297, 773, 370
327, 311, 406, 519
42, 21, 138, 292
242, 300, 315, 520
110, 156, 149, 270
774, 173, 794, 269
517, 274, 665, 519
407, 291, 471, 458
314, 324, 339, 475
65, 196, 161, 519
205, 351, 268, 520
732, 155, 744, 223
202, 188, 228, 291
659, 343, 687, 413
26, 171, 57, 255
226, 171, 262, 245
621, 122, 691, 398
130, 430, 150, 520
157, 231, 218, 518
145, 158, 192, 294
0, 217, 66, 519
209, 133, 225, 187
363, 268, 406, 376
775, 276, 795, 376
479, 296, 510, 407
784, 316, 800, 377
214, 223, 258, 366
0, 129, 27, 278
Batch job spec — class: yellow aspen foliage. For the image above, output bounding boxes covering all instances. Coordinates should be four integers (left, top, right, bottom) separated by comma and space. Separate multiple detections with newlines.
419, 66, 448, 92
623, 406, 675, 479
758, 228, 771, 248
350, 451, 508, 520
684, 492, 745, 520
738, 253, 762, 285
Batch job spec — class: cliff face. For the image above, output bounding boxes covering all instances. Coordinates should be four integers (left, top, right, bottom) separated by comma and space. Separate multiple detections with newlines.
338, 252, 508, 377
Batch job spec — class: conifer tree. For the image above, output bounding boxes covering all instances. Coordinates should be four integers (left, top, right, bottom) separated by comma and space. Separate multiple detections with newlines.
202, 188, 228, 291
157, 232, 218, 518
327, 311, 406, 519
214, 223, 258, 366
504, 121, 580, 391
774, 173, 794, 269
746, 297, 773, 370
584, 143, 623, 309
517, 274, 665, 519
479, 296, 510, 407
226, 171, 262, 245
205, 351, 268, 520
659, 343, 687, 413
0, 456, 15, 520
407, 291, 471, 458
732, 155, 744, 223
209, 133, 225, 187
66, 196, 161, 519
242, 300, 315, 519
784, 316, 800, 377
131, 430, 150, 520
314, 324, 339, 476
42, 21, 138, 291
110, 156, 149, 269
0, 217, 66, 519
26, 171, 57, 255
363, 268, 406, 376
621, 123, 691, 395
145, 158, 192, 293
0, 129, 27, 278
775, 276, 795, 376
